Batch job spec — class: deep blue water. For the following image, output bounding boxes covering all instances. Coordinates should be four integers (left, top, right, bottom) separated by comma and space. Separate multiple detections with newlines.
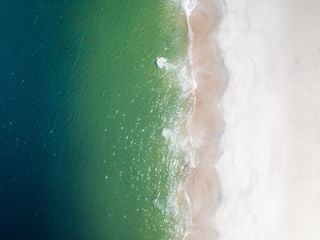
0, 1, 87, 239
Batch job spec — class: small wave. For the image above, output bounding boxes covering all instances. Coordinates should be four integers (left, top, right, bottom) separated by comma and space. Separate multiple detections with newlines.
156, 57, 171, 70
156, 56, 196, 95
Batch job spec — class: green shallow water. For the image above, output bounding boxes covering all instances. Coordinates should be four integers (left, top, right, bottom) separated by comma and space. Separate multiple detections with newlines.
69, 1, 188, 239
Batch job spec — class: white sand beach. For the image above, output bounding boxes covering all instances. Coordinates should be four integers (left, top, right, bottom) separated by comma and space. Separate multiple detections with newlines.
182, 0, 320, 239
216, 0, 320, 239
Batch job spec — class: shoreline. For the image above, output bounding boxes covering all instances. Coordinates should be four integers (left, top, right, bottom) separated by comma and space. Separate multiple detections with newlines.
181, 0, 227, 239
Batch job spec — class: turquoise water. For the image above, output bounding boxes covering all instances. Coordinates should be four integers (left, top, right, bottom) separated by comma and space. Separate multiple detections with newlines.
0, 1, 189, 239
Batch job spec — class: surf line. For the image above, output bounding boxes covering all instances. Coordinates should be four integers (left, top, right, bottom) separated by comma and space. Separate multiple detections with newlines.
154, 0, 227, 238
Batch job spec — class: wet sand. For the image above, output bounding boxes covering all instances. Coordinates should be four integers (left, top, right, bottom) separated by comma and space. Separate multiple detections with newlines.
182, 0, 226, 239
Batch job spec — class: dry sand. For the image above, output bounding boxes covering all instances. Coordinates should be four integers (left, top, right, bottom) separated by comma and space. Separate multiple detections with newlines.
216, 0, 320, 239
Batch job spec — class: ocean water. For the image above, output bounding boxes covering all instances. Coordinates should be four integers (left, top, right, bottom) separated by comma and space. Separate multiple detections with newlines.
0, 1, 191, 239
